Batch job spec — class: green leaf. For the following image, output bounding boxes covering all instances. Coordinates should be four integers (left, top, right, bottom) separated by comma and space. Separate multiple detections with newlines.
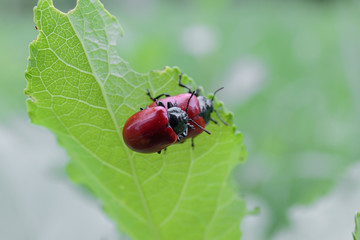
24, 0, 247, 239
354, 213, 360, 240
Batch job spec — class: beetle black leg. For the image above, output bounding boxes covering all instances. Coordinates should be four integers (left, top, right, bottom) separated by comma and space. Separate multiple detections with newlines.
210, 118, 218, 124
147, 89, 170, 102
191, 138, 195, 148
157, 150, 161, 154
214, 109, 229, 126
178, 74, 193, 93
153, 93, 170, 101
146, 89, 154, 101
189, 119, 211, 135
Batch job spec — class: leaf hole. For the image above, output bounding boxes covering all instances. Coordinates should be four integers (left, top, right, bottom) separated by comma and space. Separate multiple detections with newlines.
53, 0, 76, 13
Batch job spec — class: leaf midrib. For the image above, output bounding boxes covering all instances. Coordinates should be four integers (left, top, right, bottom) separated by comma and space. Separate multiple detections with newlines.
65, 4, 161, 239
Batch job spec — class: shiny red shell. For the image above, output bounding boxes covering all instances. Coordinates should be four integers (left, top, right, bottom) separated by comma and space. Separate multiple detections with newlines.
149, 93, 205, 139
122, 107, 178, 153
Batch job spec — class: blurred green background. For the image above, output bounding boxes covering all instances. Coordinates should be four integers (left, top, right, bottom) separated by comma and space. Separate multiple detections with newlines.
1, 0, 360, 239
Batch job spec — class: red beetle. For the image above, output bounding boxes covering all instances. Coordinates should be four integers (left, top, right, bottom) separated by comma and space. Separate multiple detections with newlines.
148, 93, 206, 139
122, 93, 209, 153
146, 74, 227, 143
177, 74, 228, 126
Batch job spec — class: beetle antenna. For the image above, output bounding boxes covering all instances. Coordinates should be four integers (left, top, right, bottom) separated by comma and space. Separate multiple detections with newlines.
185, 91, 196, 112
212, 87, 224, 101
214, 109, 228, 126
189, 119, 211, 135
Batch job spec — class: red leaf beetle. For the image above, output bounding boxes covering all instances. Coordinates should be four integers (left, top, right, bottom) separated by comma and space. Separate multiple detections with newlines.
147, 74, 227, 144
122, 92, 210, 154
177, 74, 228, 126
148, 92, 206, 140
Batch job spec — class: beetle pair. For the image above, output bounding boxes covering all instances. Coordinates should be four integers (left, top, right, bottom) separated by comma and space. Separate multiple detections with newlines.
122, 74, 227, 153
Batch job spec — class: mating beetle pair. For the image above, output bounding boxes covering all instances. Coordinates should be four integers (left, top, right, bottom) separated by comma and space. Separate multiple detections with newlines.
122, 74, 227, 153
